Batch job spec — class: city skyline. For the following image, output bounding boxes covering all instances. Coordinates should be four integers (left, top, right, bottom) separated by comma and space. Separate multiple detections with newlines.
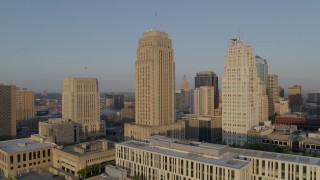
1, 1, 320, 92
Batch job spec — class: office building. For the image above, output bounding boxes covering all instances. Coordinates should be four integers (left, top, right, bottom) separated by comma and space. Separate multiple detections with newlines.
105, 94, 124, 110
50, 140, 115, 179
180, 75, 189, 91
255, 55, 268, 84
274, 98, 290, 115
288, 85, 302, 113
279, 86, 285, 98
116, 136, 320, 180
62, 78, 104, 137
194, 86, 215, 116
182, 114, 222, 142
31, 118, 80, 145
124, 30, 185, 141
195, 71, 219, 109
0, 138, 55, 178
267, 74, 279, 116
179, 75, 191, 113
0, 84, 16, 140
256, 79, 269, 122
16, 89, 34, 121
222, 38, 260, 146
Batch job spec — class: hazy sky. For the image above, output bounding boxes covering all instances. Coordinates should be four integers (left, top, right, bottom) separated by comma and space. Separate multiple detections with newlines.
1, 1, 319, 93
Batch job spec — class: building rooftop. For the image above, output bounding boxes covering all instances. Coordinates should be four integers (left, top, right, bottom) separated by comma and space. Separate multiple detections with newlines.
0, 138, 55, 154
229, 147, 320, 166
120, 140, 250, 170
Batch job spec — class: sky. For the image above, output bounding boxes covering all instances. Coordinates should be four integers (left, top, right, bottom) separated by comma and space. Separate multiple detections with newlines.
0, 1, 320, 93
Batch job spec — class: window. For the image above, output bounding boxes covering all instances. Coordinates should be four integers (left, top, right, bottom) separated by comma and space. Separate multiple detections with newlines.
17, 154, 21, 162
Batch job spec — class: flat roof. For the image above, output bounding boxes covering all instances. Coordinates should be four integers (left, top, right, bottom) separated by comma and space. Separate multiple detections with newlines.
229, 147, 320, 166
119, 140, 249, 170
0, 138, 55, 154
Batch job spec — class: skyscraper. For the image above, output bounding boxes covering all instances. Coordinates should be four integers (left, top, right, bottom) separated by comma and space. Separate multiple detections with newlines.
288, 85, 302, 113
255, 55, 268, 85
195, 71, 219, 109
194, 86, 215, 116
0, 84, 16, 140
124, 30, 184, 141
222, 38, 259, 146
16, 89, 34, 121
267, 74, 279, 116
62, 78, 104, 137
179, 75, 191, 113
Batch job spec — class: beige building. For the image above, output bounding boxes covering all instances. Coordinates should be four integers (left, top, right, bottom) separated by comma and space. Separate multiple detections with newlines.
275, 97, 290, 115
256, 79, 269, 122
288, 85, 302, 112
50, 139, 115, 179
267, 74, 279, 116
62, 78, 105, 137
180, 75, 189, 91
124, 30, 184, 141
0, 85, 16, 140
182, 114, 222, 142
116, 136, 320, 180
16, 89, 34, 121
194, 86, 215, 116
0, 138, 55, 178
32, 118, 80, 145
222, 38, 261, 146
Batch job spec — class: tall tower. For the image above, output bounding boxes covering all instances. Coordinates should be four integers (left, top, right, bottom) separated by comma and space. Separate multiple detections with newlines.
180, 75, 191, 112
180, 75, 189, 91
194, 86, 215, 116
222, 38, 258, 146
62, 78, 103, 137
288, 85, 302, 113
124, 30, 184, 141
16, 89, 34, 121
255, 55, 268, 85
0, 84, 16, 140
195, 71, 219, 109
267, 74, 279, 116
135, 30, 175, 126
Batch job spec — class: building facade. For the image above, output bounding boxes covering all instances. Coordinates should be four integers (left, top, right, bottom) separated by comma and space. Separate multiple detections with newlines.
267, 74, 279, 116
195, 71, 219, 109
0, 84, 16, 140
51, 140, 115, 179
222, 38, 259, 146
288, 85, 302, 113
194, 86, 215, 116
62, 78, 104, 137
116, 136, 320, 180
275, 98, 290, 115
124, 30, 184, 141
255, 55, 268, 85
16, 89, 34, 121
105, 94, 124, 110
0, 138, 55, 178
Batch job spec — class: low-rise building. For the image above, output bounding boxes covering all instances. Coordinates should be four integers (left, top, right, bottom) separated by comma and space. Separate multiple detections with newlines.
182, 114, 222, 143
116, 136, 320, 180
32, 118, 80, 145
0, 138, 55, 178
247, 125, 273, 144
275, 113, 320, 131
299, 132, 320, 154
51, 139, 115, 179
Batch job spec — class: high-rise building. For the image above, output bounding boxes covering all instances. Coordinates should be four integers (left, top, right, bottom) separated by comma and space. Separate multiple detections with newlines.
124, 30, 184, 141
42, 90, 47, 97
267, 74, 279, 116
0, 84, 16, 140
255, 55, 268, 85
194, 86, 215, 116
180, 75, 189, 91
256, 79, 269, 122
195, 71, 219, 109
16, 89, 34, 121
279, 86, 285, 98
222, 38, 259, 146
62, 78, 104, 137
179, 75, 191, 113
105, 94, 124, 110
274, 98, 289, 115
288, 85, 302, 113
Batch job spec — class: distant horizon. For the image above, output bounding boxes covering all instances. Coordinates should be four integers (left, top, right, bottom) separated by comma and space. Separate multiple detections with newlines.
1, 1, 319, 93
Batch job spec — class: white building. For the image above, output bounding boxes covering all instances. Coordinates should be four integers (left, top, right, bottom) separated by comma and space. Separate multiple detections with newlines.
222, 38, 262, 146
116, 136, 320, 180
